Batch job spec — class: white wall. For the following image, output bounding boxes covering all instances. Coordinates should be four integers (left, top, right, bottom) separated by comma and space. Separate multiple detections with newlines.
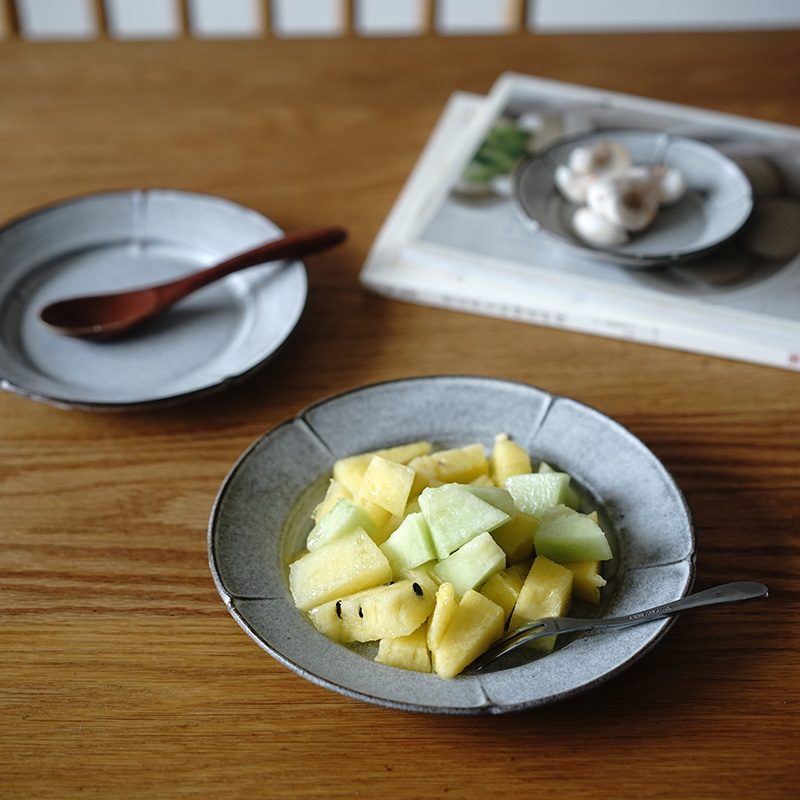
10, 0, 800, 40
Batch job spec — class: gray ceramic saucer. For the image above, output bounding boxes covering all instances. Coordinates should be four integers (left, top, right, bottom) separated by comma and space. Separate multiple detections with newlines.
0, 190, 307, 410
208, 376, 695, 715
514, 129, 753, 268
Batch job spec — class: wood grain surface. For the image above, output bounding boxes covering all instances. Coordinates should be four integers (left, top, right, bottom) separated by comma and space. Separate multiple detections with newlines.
1, 30, 799, 799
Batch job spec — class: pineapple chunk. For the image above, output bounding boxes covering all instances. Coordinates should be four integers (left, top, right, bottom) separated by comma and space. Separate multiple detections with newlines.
332, 441, 433, 494
563, 560, 606, 605
375, 624, 431, 673
480, 562, 528, 626
490, 433, 532, 486
289, 528, 392, 612
490, 511, 538, 564
431, 590, 505, 679
427, 581, 458, 652
312, 479, 351, 523
508, 556, 573, 653
409, 442, 489, 485
357, 455, 416, 517
307, 578, 436, 642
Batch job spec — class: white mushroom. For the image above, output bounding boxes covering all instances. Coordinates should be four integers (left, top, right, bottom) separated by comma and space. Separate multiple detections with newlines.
568, 140, 633, 178
587, 171, 660, 232
649, 165, 688, 205
571, 206, 629, 248
554, 164, 595, 205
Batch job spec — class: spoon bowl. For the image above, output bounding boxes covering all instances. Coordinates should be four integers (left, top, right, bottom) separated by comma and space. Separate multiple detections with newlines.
39, 225, 347, 341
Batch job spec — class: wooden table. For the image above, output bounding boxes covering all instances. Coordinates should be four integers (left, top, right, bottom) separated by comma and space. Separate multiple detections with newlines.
1, 30, 798, 799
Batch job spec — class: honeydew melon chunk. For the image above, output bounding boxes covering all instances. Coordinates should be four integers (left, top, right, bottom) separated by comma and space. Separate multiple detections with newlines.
427, 581, 458, 652
463, 484, 518, 517
289, 527, 392, 612
432, 531, 507, 598
408, 442, 490, 486
490, 433, 533, 486
375, 623, 431, 673
357, 455, 416, 517
379, 512, 437, 576
431, 590, 505, 679
307, 577, 436, 642
480, 562, 528, 626
562, 560, 606, 605
508, 555, 573, 653
419, 483, 511, 560
306, 498, 380, 551
505, 471, 580, 516
534, 505, 613, 563
464, 484, 538, 563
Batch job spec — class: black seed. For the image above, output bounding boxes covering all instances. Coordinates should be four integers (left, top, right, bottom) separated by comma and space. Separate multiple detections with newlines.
358, 606, 364, 618
412, 582, 423, 597
335, 600, 342, 618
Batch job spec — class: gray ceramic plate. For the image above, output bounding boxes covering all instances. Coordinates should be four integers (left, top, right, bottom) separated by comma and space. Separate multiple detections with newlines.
209, 376, 695, 714
0, 190, 307, 410
513, 129, 753, 268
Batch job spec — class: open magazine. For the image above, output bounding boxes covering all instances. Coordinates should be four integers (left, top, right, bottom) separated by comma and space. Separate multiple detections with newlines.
360, 73, 800, 371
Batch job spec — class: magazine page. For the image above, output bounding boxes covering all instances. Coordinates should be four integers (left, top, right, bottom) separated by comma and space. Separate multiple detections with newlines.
361, 74, 800, 370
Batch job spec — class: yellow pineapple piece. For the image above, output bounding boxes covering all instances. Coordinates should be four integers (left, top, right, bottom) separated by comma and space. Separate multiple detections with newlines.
431, 590, 505, 679
426, 581, 458, 652
562, 560, 606, 605
375, 623, 431, 673
289, 527, 392, 612
312, 479, 352, 523
491, 511, 538, 564
508, 556, 573, 654
357, 455, 416, 517
307, 577, 436, 642
408, 443, 489, 486
332, 441, 433, 494
480, 562, 528, 626
490, 434, 532, 487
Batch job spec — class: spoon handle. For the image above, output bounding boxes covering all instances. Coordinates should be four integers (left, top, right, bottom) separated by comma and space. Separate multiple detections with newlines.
155, 226, 347, 306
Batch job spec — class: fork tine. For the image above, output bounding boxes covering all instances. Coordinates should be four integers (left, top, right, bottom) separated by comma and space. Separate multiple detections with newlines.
472, 620, 553, 670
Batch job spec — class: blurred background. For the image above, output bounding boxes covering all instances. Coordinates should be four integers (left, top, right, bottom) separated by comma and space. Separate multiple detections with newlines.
3, 0, 800, 41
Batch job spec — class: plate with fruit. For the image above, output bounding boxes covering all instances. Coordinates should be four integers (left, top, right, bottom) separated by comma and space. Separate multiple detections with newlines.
208, 376, 695, 714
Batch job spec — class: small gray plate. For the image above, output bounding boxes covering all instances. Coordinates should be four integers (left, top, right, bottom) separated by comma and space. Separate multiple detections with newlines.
514, 129, 753, 268
208, 376, 695, 715
0, 190, 307, 410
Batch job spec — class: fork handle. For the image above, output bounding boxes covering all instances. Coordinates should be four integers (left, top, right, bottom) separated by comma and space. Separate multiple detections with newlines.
576, 581, 769, 633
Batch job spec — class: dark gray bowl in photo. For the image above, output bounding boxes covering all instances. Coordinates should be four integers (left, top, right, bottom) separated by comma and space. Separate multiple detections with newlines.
513, 129, 753, 268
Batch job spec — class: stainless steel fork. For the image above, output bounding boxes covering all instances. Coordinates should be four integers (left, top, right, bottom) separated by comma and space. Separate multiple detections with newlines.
474, 581, 768, 671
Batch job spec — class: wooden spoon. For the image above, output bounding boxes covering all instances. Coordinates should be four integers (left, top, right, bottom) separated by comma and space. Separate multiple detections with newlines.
39, 225, 347, 341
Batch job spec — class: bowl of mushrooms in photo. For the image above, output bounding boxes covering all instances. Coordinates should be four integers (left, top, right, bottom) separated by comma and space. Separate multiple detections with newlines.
513, 129, 754, 268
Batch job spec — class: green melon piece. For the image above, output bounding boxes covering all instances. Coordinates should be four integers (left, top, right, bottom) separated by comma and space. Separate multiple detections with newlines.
533, 505, 613, 563
505, 472, 580, 516
463, 484, 518, 516
432, 531, 507, 598
305, 498, 380, 551
419, 484, 511, 560
379, 512, 436, 576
